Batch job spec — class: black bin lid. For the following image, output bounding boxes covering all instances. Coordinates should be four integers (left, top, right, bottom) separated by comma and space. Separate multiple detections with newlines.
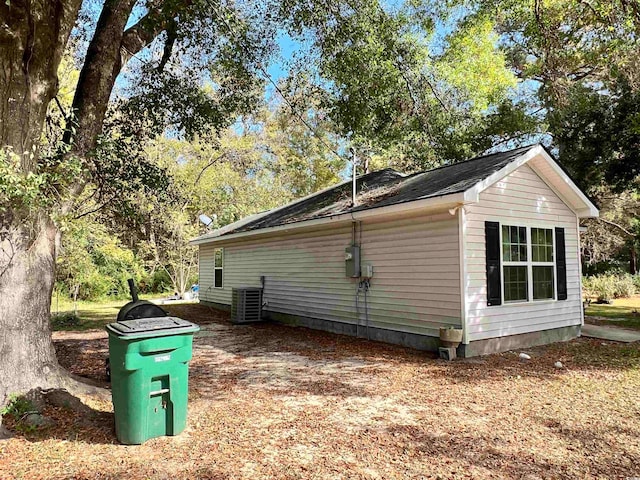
106, 316, 199, 338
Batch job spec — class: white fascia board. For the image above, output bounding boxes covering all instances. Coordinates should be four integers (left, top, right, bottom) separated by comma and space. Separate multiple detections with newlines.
463, 145, 544, 202
464, 145, 599, 218
535, 149, 599, 218
576, 207, 598, 218
190, 177, 359, 245
190, 192, 467, 245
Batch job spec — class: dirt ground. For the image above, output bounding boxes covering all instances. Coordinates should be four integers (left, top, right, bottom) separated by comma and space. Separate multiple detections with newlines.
1, 304, 640, 480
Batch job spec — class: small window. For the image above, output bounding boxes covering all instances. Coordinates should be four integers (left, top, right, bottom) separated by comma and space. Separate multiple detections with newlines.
500, 225, 556, 303
214, 248, 223, 288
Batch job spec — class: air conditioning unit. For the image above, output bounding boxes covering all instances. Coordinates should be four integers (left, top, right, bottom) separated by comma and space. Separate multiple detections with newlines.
231, 287, 263, 324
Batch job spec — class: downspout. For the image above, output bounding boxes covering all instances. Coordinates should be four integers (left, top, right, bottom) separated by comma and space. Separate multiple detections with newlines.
577, 217, 585, 328
453, 205, 469, 348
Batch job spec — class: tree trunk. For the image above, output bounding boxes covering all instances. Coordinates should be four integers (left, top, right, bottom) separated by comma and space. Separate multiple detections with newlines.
63, 0, 137, 158
0, 220, 62, 403
0, 0, 82, 405
0, 0, 81, 164
0, 0, 174, 407
631, 247, 637, 275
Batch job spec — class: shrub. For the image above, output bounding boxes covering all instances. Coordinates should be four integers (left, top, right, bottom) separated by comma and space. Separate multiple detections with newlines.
77, 270, 112, 300
151, 269, 173, 293
582, 275, 614, 303
1, 394, 41, 434
613, 273, 636, 299
50, 312, 81, 330
582, 273, 637, 303
1, 394, 35, 418
581, 276, 596, 302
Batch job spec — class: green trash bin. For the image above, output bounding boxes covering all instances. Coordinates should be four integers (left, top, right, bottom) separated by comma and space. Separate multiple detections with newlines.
106, 317, 200, 445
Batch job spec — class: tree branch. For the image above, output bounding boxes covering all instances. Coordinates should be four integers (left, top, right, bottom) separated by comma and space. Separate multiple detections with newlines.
598, 218, 636, 238
53, 96, 68, 118
119, 8, 165, 65
578, 0, 605, 22
73, 193, 120, 219
620, 0, 640, 31
422, 73, 449, 113
194, 152, 227, 185
158, 21, 177, 72
120, 1, 192, 65
393, 59, 419, 115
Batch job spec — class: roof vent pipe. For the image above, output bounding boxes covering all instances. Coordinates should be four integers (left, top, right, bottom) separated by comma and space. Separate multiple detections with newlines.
350, 147, 357, 207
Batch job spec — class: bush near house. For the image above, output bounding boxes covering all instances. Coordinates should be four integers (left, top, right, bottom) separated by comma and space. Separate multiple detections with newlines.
582, 272, 637, 303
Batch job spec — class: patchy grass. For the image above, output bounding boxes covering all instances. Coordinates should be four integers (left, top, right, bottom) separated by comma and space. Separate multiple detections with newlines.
2, 303, 640, 480
586, 296, 640, 330
49, 295, 193, 331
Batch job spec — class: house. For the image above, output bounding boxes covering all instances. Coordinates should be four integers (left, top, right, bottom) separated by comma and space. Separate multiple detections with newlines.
190, 144, 599, 357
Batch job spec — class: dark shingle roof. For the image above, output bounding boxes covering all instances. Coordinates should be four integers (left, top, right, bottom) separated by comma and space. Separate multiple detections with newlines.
221, 144, 536, 236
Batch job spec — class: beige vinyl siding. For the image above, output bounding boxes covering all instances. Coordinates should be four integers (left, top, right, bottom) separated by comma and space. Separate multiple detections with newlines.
199, 211, 461, 337
464, 164, 582, 341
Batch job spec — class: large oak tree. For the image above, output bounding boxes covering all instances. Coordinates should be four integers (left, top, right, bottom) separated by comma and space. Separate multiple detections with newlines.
0, 0, 273, 406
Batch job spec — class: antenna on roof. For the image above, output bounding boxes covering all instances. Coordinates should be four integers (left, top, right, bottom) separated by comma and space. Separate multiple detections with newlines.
350, 147, 358, 207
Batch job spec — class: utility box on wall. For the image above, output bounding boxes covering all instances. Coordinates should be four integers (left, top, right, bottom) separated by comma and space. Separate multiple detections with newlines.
345, 246, 360, 278
361, 264, 374, 279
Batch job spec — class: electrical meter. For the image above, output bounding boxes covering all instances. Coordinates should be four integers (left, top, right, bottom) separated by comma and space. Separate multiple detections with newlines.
345, 246, 360, 277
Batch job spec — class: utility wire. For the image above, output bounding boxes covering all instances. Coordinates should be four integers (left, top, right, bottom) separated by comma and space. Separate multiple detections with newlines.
206, 0, 347, 163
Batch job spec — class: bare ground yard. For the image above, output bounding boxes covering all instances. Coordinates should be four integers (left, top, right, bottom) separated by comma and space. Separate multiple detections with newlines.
2, 303, 640, 479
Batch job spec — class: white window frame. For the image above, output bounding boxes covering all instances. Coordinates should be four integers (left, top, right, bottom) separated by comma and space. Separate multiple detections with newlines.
214, 247, 224, 289
499, 224, 557, 305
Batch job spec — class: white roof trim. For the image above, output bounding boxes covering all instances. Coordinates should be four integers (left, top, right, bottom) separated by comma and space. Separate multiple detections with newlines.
535, 148, 599, 218
191, 145, 599, 246
463, 145, 543, 202
190, 192, 466, 245
464, 145, 598, 218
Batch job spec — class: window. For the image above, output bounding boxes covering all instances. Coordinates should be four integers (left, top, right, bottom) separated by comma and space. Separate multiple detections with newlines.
531, 228, 554, 300
501, 225, 555, 303
502, 226, 528, 301
214, 248, 223, 288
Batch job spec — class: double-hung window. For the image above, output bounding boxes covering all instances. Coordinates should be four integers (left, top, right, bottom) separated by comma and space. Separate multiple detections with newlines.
214, 248, 223, 288
501, 225, 555, 303
502, 226, 528, 302
531, 228, 555, 300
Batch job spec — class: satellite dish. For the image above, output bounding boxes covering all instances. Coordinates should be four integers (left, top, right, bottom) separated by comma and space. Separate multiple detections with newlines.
199, 214, 213, 227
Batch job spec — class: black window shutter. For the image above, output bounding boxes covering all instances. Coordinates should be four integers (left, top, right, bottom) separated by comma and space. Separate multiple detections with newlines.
485, 221, 502, 306
555, 227, 567, 300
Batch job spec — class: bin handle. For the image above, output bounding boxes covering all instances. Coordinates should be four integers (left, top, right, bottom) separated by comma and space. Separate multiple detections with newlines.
150, 388, 169, 396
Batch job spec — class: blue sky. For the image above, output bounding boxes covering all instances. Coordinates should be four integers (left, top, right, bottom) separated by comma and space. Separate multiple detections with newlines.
266, 32, 301, 85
